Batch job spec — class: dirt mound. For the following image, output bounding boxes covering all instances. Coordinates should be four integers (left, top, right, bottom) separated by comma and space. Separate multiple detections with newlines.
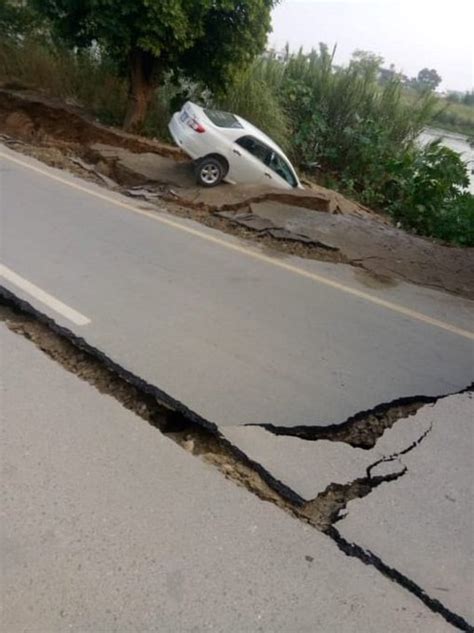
0, 88, 184, 159
4, 111, 37, 141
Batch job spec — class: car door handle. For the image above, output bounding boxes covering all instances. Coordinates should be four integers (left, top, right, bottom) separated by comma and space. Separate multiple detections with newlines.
264, 172, 272, 179
233, 149, 242, 156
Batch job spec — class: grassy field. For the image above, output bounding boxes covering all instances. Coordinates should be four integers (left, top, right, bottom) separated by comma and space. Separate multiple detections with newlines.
432, 100, 474, 138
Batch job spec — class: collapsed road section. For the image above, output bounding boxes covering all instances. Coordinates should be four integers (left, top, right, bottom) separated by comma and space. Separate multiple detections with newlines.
1, 87, 474, 299
1, 288, 473, 631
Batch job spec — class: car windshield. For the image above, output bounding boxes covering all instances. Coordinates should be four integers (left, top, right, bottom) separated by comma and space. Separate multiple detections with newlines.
204, 109, 243, 129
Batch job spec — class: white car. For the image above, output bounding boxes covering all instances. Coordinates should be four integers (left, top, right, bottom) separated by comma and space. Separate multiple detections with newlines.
169, 101, 302, 189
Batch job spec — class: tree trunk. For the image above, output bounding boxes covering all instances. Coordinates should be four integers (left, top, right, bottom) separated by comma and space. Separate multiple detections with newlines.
123, 49, 156, 132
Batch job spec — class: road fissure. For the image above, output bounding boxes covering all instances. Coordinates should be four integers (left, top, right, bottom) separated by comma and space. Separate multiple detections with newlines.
2, 285, 472, 630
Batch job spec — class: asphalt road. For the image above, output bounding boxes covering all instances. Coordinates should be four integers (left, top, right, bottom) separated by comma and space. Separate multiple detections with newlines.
0, 324, 453, 632
1, 146, 473, 434
1, 145, 473, 631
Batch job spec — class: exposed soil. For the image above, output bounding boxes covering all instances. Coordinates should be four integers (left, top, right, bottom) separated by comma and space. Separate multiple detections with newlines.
0, 88, 184, 158
254, 399, 435, 449
1, 87, 473, 300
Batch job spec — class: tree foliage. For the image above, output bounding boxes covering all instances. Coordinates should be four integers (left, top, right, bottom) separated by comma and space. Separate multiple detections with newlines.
30, 0, 277, 129
0, 0, 43, 40
349, 49, 384, 81
384, 142, 473, 245
447, 90, 474, 107
414, 67, 442, 92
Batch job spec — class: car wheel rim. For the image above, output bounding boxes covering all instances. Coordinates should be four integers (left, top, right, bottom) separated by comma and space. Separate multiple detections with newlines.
201, 164, 220, 184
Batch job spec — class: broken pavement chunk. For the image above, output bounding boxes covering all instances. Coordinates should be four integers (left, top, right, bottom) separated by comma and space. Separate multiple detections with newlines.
216, 208, 338, 249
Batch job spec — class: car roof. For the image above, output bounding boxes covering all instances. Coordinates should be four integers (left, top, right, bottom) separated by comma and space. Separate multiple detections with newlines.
187, 102, 292, 164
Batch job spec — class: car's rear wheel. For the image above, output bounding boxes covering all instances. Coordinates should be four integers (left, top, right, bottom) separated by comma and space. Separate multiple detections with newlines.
196, 156, 225, 187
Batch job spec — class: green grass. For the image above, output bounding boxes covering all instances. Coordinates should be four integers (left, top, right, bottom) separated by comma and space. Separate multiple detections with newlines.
212, 58, 289, 151
0, 38, 189, 140
402, 86, 474, 138
432, 100, 474, 138
0, 38, 128, 126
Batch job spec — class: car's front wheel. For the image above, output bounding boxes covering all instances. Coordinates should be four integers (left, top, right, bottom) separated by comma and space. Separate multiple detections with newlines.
196, 156, 225, 187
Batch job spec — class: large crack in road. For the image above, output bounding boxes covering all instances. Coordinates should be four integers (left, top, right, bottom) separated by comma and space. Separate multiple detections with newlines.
249, 397, 438, 448
1, 286, 472, 631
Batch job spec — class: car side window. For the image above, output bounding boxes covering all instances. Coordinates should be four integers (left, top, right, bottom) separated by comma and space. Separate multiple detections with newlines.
267, 152, 298, 188
237, 136, 297, 187
236, 136, 272, 165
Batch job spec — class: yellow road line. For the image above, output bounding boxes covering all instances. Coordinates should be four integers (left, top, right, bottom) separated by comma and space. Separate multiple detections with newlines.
1, 148, 473, 341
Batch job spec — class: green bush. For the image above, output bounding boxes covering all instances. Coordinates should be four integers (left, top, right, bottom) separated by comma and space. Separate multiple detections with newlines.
383, 142, 473, 245
273, 47, 439, 193
212, 59, 289, 150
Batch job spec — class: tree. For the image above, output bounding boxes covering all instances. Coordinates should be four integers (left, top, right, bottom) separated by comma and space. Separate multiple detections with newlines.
350, 49, 384, 81
462, 90, 474, 107
415, 67, 442, 92
0, 0, 42, 40
31, 0, 278, 131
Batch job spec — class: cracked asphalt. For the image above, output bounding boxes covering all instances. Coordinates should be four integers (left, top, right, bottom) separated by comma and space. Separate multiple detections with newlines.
1, 325, 457, 633
1, 143, 473, 631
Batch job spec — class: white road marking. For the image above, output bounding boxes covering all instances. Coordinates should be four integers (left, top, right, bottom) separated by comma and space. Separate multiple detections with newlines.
1, 149, 473, 340
0, 264, 91, 326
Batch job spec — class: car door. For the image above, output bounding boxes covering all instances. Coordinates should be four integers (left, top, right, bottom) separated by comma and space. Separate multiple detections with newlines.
229, 135, 272, 185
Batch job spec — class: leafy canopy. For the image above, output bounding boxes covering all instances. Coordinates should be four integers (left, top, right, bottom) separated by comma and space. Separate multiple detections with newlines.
31, 0, 277, 89
0, 0, 43, 40
415, 67, 442, 92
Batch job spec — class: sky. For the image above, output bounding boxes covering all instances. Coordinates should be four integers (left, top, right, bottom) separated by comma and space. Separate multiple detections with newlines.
270, 0, 474, 92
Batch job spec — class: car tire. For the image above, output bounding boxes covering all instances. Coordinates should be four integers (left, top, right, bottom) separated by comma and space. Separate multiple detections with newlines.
196, 156, 225, 188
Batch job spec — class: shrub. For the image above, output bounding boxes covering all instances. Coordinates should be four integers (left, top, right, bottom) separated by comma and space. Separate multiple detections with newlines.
383, 142, 473, 245
274, 47, 439, 187
212, 58, 289, 150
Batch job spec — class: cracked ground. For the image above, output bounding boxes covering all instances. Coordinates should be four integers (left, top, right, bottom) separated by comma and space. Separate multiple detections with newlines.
1, 94, 473, 632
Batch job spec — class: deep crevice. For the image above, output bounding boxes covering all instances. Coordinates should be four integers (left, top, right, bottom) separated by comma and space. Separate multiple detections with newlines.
301, 467, 407, 528
250, 386, 472, 449
0, 285, 305, 510
328, 527, 474, 632
302, 421, 437, 527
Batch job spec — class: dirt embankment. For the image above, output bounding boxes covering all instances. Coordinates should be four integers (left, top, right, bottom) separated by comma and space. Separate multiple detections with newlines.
0, 88, 184, 158
1, 87, 473, 300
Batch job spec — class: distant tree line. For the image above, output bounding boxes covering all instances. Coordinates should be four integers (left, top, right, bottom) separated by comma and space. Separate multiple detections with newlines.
446, 91, 474, 107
